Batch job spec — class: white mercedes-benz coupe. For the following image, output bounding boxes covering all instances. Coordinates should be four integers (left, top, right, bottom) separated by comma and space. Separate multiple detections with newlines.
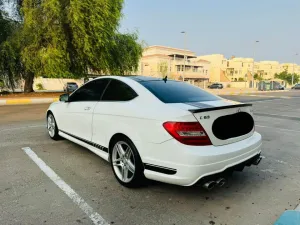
46, 76, 262, 189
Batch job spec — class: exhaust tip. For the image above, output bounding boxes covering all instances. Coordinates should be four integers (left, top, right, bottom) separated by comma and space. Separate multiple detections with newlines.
203, 181, 216, 190
253, 156, 262, 166
216, 178, 226, 187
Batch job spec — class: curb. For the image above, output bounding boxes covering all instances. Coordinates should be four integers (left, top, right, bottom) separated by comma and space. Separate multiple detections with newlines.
0, 98, 59, 106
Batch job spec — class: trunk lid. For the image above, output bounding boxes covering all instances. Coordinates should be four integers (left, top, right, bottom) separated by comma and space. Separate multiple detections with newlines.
171, 100, 255, 146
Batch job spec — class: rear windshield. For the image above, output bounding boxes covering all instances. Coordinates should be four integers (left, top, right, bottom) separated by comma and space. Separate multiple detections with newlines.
68, 82, 77, 85
140, 80, 220, 103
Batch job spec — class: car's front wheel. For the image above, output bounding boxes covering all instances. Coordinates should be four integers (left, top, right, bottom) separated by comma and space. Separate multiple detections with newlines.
110, 136, 145, 188
47, 112, 60, 140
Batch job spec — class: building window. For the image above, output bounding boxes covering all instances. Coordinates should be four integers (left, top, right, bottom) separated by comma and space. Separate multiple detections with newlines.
193, 67, 198, 72
227, 62, 230, 67
235, 70, 238, 74
177, 66, 180, 72
242, 63, 244, 67
265, 72, 268, 75
248, 64, 250, 67
206, 70, 208, 74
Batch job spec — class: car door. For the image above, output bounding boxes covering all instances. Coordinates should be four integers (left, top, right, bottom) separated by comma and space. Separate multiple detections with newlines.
92, 79, 138, 148
58, 79, 110, 141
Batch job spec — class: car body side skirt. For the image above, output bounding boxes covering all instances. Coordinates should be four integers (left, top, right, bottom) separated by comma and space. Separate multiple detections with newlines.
59, 129, 108, 153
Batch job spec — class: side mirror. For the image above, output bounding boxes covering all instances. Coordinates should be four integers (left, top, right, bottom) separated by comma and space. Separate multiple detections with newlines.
59, 93, 69, 102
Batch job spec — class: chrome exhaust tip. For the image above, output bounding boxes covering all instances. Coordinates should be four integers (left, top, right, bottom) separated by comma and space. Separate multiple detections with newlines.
202, 181, 216, 190
253, 156, 262, 166
216, 178, 226, 187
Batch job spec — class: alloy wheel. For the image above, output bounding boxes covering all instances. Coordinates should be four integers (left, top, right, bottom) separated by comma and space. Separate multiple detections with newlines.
112, 141, 136, 183
47, 114, 56, 137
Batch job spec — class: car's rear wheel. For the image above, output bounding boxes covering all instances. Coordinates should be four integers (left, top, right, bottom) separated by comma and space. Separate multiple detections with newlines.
47, 113, 60, 140
110, 137, 145, 188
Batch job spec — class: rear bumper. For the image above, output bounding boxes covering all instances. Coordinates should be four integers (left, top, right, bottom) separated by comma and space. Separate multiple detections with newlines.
141, 132, 262, 186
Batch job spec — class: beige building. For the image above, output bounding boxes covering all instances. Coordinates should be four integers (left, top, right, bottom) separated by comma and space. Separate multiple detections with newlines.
134, 45, 300, 87
198, 54, 254, 83
136, 46, 210, 84
254, 61, 281, 80
198, 54, 300, 84
280, 63, 300, 74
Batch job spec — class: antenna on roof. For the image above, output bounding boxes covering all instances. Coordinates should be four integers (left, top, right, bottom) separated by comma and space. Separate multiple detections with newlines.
163, 76, 168, 83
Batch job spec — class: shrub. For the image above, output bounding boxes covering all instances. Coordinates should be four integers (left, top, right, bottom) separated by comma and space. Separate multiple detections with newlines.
36, 83, 45, 90
0, 80, 4, 90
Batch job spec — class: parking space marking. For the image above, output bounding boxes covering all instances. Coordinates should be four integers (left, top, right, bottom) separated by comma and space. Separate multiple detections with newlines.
256, 125, 300, 133
22, 147, 108, 225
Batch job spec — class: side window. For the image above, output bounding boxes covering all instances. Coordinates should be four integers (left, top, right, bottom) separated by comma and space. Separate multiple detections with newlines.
69, 79, 109, 102
101, 79, 138, 101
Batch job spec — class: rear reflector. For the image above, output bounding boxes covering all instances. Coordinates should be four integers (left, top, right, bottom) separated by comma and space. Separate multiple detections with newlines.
163, 122, 212, 146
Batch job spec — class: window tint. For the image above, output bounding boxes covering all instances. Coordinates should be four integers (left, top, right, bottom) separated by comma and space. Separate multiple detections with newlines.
140, 80, 220, 103
102, 79, 137, 101
69, 79, 109, 102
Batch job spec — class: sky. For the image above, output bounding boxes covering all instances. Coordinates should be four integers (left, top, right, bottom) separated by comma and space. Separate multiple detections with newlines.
120, 0, 300, 64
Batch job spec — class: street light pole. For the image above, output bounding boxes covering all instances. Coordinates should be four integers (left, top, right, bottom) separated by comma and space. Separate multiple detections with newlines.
252, 40, 259, 89
181, 31, 187, 81
292, 53, 298, 86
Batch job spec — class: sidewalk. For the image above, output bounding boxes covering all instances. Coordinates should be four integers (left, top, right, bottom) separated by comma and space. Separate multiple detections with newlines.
0, 89, 289, 106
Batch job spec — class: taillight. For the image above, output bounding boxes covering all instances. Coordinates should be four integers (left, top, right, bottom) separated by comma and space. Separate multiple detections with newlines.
163, 122, 212, 146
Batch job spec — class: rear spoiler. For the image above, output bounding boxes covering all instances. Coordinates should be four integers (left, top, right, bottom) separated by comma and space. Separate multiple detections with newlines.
189, 103, 253, 113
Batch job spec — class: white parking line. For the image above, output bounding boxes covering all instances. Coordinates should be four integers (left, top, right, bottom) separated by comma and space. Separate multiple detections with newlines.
256, 125, 300, 133
22, 147, 108, 225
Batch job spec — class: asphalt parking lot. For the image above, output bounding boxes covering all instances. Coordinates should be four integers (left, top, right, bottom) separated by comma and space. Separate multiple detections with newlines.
1, 91, 300, 225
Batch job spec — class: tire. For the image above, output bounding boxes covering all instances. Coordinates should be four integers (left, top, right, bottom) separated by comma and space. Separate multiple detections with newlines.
47, 112, 60, 141
110, 136, 145, 188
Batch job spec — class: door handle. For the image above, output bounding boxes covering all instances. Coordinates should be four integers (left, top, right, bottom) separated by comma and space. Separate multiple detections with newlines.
84, 107, 91, 111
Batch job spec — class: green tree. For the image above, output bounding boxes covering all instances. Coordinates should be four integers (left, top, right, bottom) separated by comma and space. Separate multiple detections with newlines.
275, 71, 300, 85
0, 2, 24, 92
253, 73, 263, 81
19, 0, 142, 92
238, 77, 245, 82
106, 32, 143, 75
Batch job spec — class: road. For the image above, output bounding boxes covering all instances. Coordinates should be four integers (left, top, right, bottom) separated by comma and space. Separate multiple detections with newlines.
1, 91, 300, 225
